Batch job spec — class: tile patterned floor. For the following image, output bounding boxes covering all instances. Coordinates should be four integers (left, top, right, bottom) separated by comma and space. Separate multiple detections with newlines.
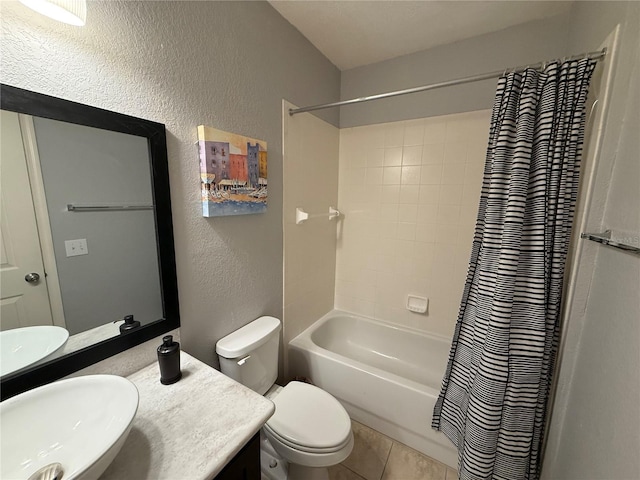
329, 420, 458, 480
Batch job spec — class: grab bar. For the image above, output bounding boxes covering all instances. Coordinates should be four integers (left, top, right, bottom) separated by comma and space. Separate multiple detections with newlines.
580, 230, 640, 255
67, 204, 154, 212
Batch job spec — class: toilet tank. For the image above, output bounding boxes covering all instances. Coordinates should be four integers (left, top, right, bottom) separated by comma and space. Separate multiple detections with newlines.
215, 316, 281, 395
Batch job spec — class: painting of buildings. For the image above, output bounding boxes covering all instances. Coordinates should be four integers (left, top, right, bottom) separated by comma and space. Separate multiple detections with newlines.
197, 125, 267, 217
246, 143, 260, 189
259, 150, 267, 180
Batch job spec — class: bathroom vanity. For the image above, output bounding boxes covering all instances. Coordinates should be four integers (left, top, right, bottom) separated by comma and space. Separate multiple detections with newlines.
100, 352, 274, 480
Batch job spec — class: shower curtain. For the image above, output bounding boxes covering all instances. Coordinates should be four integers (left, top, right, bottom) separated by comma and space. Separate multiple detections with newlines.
432, 58, 597, 480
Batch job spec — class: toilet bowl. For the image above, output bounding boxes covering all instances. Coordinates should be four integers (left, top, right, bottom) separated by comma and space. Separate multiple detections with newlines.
216, 316, 353, 480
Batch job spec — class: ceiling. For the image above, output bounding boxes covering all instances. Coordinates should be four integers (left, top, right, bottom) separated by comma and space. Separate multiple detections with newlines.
268, 1, 573, 71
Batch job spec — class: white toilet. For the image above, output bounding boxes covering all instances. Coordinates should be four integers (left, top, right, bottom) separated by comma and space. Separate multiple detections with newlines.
216, 316, 353, 480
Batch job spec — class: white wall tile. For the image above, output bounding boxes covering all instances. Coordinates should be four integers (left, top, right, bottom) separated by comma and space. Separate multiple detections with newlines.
417, 204, 439, 223
419, 185, 440, 205
398, 204, 418, 223
381, 185, 401, 204
376, 238, 399, 257
459, 206, 479, 228
397, 222, 416, 241
350, 150, 367, 169
335, 110, 490, 337
462, 183, 482, 206
376, 254, 399, 274
402, 145, 423, 165
464, 160, 485, 185
380, 204, 399, 222
412, 244, 435, 273
385, 123, 405, 147
367, 148, 385, 167
366, 185, 383, 205
444, 142, 468, 164
423, 119, 446, 144
396, 240, 416, 258
384, 147, 403, 166
420, 164, 443, 184
335, 295, 375, 318
438, 225, 461, 245
401, 165, 421, 185
437, 204, 461, 225
404, 119, 425, 146
353, 280, 377, 302
365, 167, 384, 185
399, 185, 420, 204
422, 144, 445, 164
445, 118, 468, 144
415, 223, 437, 244
362, 124, 386, 149
459, 222, 476, 245
396, 254, 418, 277
439, 184, 463, 205
383, 166, 402, 185
378, 221, 398, 239
442, 163, 466, 185
465, 112, 492, 146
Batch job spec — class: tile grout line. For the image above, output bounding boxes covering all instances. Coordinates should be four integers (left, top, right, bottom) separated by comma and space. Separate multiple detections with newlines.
343, 419, 456, 480
379, 440, 396, 480
341, 463, 367, 480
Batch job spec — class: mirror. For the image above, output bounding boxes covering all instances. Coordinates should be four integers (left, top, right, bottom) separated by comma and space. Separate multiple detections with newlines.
0, 84, 179, 399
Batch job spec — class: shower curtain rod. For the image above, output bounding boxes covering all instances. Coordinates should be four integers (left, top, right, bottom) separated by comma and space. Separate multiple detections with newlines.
289, 48, 606, 116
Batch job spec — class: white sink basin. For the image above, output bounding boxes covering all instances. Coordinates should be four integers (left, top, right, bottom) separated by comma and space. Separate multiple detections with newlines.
1, 375, 139, 480
0, 326, 69, 377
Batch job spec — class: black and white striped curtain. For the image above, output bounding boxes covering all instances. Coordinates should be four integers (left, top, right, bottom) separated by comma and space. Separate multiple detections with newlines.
432, 58, 597, 480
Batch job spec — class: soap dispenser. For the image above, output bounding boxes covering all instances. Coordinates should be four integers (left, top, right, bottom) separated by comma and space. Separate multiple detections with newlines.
119, 314, 140, 334
157, 335, 182, 385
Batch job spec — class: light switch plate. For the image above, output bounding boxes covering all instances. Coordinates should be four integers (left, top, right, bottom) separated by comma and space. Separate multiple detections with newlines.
65, 238, 88, 257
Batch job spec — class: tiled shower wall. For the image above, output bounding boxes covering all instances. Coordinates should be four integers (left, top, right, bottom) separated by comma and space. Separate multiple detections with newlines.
283, 101, 339, 377
335, 110, 491, 337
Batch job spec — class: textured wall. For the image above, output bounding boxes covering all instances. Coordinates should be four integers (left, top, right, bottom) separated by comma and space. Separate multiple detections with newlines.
542, 2, 640, 478
339, 14, 570, 127
0, 0, 340, 366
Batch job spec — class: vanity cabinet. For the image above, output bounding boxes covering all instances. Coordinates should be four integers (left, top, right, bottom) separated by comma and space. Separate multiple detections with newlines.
215, 433, 260, 480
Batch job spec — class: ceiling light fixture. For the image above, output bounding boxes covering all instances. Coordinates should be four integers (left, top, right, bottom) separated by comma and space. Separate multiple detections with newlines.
19, 0, 86, 26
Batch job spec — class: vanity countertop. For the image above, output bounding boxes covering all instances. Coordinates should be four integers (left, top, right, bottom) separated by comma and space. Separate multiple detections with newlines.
100, 352, 274, 480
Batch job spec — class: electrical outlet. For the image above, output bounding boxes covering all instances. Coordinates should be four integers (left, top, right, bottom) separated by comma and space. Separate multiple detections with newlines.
64, 238, 88, 257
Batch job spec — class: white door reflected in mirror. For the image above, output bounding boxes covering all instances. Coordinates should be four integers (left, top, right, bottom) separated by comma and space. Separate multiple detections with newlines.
0, 110, 56, 331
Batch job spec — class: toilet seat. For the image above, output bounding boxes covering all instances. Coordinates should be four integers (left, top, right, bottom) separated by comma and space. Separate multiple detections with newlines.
264, 423, 352, 454
265, 381, 351, 452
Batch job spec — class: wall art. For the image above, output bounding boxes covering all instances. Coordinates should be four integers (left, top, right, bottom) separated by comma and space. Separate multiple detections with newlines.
197, 125, 267, 217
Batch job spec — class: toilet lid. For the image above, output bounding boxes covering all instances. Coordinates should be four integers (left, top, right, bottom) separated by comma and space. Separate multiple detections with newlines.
265, 382, 351, 450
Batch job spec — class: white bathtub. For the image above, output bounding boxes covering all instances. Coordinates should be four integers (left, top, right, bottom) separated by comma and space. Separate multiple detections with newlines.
288, 310, 458, 469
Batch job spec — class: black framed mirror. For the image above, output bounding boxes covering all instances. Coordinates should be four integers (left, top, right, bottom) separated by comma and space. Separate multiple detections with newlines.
0, 84, 179, 400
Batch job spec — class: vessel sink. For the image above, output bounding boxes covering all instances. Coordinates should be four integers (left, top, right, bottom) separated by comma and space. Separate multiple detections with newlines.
1, 374, 139, 480
0, 326, 69, 377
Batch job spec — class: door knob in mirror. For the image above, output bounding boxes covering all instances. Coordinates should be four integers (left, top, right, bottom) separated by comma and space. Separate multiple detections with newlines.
24, 272, 40, 284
